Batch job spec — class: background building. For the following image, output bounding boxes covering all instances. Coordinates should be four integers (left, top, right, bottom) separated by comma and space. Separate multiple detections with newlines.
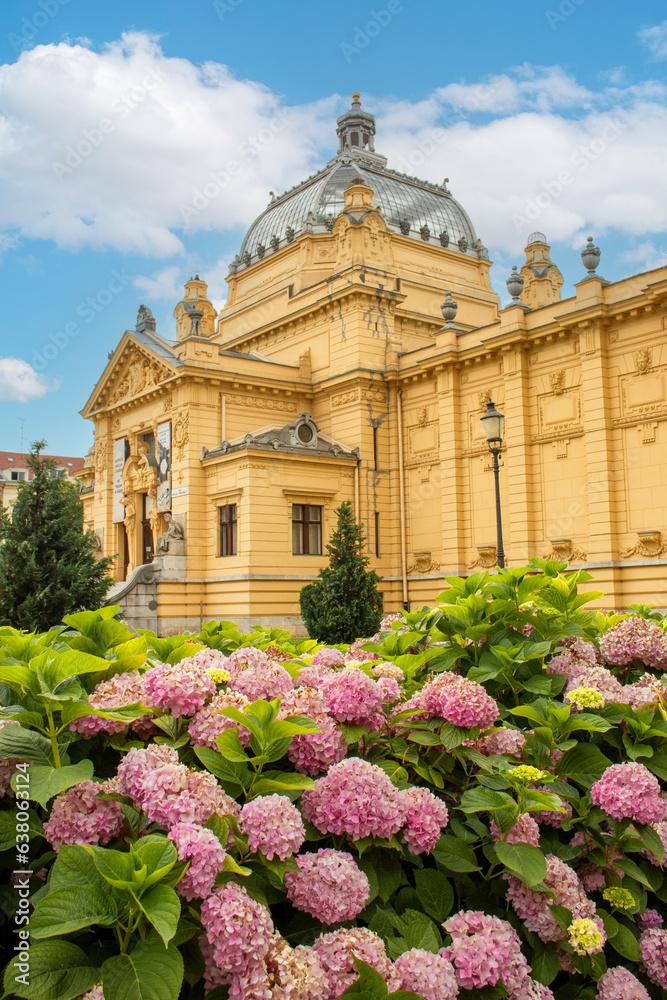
80, 97, 667, 635
0, 451, 85, 517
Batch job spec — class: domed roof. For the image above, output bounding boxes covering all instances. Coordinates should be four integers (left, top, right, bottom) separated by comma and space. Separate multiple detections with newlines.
232, 96, 485, 271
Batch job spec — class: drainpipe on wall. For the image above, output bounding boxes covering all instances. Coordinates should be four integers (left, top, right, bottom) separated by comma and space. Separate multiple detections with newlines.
354, 458, 360, 521
396, 388, 409, 610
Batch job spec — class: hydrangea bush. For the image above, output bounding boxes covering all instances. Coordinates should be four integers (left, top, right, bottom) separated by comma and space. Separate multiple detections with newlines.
0, 559, 666, 1000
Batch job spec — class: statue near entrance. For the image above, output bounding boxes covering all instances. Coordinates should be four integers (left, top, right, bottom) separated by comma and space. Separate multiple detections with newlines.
155, 512, 185, 554
120, 493, 137, 576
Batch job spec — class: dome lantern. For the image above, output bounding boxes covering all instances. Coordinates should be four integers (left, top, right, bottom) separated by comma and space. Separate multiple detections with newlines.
336, 93, 376, 153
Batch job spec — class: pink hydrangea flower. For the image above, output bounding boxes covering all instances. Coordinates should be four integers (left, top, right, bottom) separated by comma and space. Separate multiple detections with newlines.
183, 647, 230, 670
623, 672, 667, 710
69, 670, 149, 738
321, 668, 384, 728
344, 638, 382, 662
188, 690, 251, 748
546, 641, 598, 681
312, 647, 345, 668
240, 794, 305, 860
505, 854, 595, 943
297, 664, 336, 688
394, 949, 459, 1000
143, 659, 216, 717
376, 676, 401, 704
591, 762, 664, 825
565, 666, 625, 704
301, 757, 406, 841
421, 672, 499, 730
491, 813, 540, 847
601, 617, 667, 670
596, 967, 651, 1000
442, 910, 527, 991
372, 661, 405, 683
229, 660, 294, 702
639, 927, 667, 988
116, 745, 240, 829
638, 909, 664, 930
531, 785, 572, 828
43, 780, 125, 849
313, 927, 398, 996
288, 715, 348, 776
279, 685, 327, 719
115, 744, 179, 800
477, 728, 526, 757
167, 821, 227, 901
285, 849, 370, 924
379, 612, 405, 630
400, 786, 450, 854
201, 881, 274, 978
78, 986, 104, 1000
262, 934, 329, 1000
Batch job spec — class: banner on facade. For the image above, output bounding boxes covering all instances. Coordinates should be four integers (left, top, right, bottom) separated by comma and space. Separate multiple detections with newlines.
112, 439, 126, 523
156, 421, 172, 511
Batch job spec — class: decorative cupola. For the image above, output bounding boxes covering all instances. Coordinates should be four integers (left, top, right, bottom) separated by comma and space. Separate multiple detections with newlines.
519, 233, 563, 308
173, 275, 217, 341
336, 93, 376, 153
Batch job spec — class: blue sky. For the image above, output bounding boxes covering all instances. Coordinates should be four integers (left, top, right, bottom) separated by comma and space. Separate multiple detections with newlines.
0, 0, 666, 455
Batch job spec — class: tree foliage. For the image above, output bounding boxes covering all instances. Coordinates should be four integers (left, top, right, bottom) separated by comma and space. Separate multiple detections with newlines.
0, 441, 114, 631
299, 500, 383, 643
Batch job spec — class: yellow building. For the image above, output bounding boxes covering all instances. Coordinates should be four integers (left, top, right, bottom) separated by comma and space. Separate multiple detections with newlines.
80, 96, 667, 634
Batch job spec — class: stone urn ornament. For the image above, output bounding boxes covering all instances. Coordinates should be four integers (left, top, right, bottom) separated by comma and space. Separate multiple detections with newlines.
506, 266, 525, 304
581, 236, 601, 277
440, 292, 458, 327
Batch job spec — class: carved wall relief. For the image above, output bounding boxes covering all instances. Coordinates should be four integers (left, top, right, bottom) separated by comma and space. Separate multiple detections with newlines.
621, 531, 667, 559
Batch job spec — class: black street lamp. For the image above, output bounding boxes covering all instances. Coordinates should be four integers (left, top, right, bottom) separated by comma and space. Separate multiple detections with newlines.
480, 400, 506, 569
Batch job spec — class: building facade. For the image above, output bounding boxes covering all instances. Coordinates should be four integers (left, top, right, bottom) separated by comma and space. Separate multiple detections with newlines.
1, 452, 85, 516
80, 96, 667, 634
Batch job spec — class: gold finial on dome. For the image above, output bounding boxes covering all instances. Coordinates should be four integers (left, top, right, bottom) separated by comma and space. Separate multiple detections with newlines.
352, 92, 360, 102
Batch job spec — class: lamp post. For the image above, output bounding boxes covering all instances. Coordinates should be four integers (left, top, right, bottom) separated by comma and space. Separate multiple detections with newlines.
480, 400, 505, 570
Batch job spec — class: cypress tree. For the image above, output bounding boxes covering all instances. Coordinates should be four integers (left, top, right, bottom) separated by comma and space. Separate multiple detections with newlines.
299, 499, 383, 643
0, 441, 114, 631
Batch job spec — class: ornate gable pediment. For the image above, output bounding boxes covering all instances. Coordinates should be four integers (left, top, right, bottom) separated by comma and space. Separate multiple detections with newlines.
95, 343, 174, 410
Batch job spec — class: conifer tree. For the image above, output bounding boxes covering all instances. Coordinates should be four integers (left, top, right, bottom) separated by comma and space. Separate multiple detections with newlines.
299, 499, 383, 643
0, 441, 114, 631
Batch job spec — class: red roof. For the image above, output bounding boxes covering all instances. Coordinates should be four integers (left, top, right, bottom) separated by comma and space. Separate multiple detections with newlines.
0, 452, 86, 480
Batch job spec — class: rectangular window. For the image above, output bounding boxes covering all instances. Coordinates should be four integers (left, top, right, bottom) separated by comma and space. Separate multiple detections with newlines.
10, 471, 26, 481
219, 504, 238, 556
372, 426, 378, 470
292, 504, 322, 555
374, 511, 380, 558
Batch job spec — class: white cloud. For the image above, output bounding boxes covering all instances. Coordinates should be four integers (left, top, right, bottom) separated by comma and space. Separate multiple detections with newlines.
0, 38, 666, 263
133, 266, 183, 301
639, 20, 667, 60
0, 33, 329, 257
620, 241, 667, 271
0, 358, 54, 402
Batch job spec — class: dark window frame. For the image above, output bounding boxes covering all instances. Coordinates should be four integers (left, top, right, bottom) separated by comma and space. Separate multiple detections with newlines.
219, 503, 238, 557
292, 504, 322, 555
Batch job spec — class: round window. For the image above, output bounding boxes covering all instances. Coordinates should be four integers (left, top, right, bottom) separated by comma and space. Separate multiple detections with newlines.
297, 423, 314, 444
